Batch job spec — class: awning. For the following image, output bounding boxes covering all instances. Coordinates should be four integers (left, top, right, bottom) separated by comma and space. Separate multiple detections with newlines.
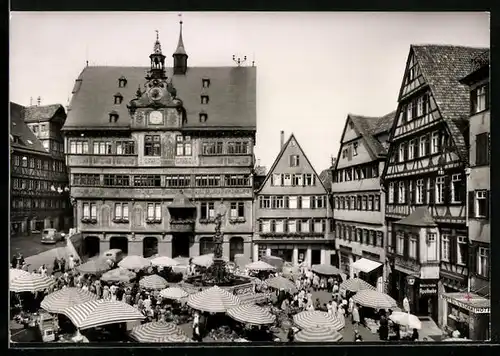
442, 292, 490, 314
352, 258, 382, 273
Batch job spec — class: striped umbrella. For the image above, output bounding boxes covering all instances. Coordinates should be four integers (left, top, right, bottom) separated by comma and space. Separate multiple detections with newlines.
139, 275, 168, 290
10, 268, 30, 282
187, 285, 241, 313
41, 287, 98, 314
311, 264, 341, 276
118, 255, 151, 270
159, 287, 188, 300
443, 338, 472, 342
245, 260, 276, 271
77, 258, 112, 275
339, 278, 375, 293
150, 256, 179, 268
227, 304, 276, 325
101, 268, 136, 283
129, 321, 190, 343
352, 290, 397, 309
191, 253, 228, 267
293, 311, 345, 331
62, 300, 145, 330
265, 276, 297, 293
10, 273, 56, 293
295, 326, 343, 342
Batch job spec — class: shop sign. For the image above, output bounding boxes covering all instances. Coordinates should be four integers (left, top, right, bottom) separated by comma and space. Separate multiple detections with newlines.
419, 283, 437, 296
443, 296, 491, 314
394, 256, 420, 273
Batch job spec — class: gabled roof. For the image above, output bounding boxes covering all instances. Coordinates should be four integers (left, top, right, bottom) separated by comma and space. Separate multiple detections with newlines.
410, 45, 489, 163
348, 110, 396, 158
168, 190, 195, 209
256, 133, 328, 194
22, 104, 65, 123
396, 206, 437, 227
64, 66, 256, 130
10, 102, 49, 155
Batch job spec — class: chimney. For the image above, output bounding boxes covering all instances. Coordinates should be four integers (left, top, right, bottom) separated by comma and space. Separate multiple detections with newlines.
30, 97, 33, 106
257, 158, 261, 166
37, 96, 41, 106
280, 130, 285, 149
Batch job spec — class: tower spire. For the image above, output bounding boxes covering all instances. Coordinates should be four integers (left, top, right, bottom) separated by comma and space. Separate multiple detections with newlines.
173, 14, 188, 75
153, 29, 162, 54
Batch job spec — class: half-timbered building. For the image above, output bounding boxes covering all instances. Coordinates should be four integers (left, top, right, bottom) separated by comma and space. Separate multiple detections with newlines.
382, 45, 488, 323
441, 49, 490, 341
62, 22, 256, 261
10, 102, 71, 236
331, 111, 395, 291
254, 132, 334, 266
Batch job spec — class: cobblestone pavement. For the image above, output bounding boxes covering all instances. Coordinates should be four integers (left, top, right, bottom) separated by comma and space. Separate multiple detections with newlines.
10, 235, 65, 260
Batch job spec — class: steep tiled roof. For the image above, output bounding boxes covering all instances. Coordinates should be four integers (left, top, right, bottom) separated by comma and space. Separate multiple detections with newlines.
411, 45, 488, 163
10, 102, 49, 155
64, 66, 256, 130
23, 104, 64, 123
396, 206, 437, 227
319, 167, 333, 192
349, 110, 396, 158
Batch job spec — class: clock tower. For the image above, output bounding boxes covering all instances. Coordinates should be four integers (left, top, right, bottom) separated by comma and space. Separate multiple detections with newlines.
148, 30, 167, 80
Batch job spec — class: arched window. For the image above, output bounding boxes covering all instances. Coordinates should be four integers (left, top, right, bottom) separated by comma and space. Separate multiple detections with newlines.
229, 236, 244, 261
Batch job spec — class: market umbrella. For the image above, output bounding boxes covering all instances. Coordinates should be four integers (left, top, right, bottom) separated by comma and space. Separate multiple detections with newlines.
101, 268, 136, 283
245, 260, 276, 271
62, 300, 145, 330
293, 311, 345, 331
139, 275, 168, 290
339, 278, 376, 293
311, 264, 341, 276
227, 304, 276, 325
118, 255, 151, 270
352, 290, 397, 309
191, 253, 228, 267
150, 256, 179, 268
187, 285, 241, 313
77, 258, 112, 275
10, 268, 30, 282
294, 326, 343, 342
265, 276, 297, 293
10, 273, 56, 293
159, 287, 188, 300
153, 334, 192, 343
129, 321, 191, 343
389, 311, 422, 330
443, 338, 472, 342
41, 287, 98, 314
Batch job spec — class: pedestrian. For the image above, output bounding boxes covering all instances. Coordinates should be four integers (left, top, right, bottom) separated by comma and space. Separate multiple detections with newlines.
68, 255, 75, 270
354, 330, 363, 342
352, 304, 360, 326
192, 312, 202, 342
403, 296, 410, 314
411, 328, 419, 341
378, 311, 389, 341
53, 258, 60, 273
60, 258, 66, 272
287, 327, 295, 342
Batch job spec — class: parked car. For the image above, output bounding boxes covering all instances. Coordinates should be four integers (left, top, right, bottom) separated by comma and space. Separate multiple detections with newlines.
101, 249, 125, 264
40, 229, 65, 244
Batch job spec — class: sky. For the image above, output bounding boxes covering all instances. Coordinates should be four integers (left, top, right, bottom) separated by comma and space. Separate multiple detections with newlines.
10, 12, 489, 172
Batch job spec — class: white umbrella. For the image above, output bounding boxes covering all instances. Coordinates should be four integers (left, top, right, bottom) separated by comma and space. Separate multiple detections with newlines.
295, 326, 343, 342
10, 268, 30, 282
62, 300, 145, 330
41, 287, 98, 314
352, 290, 397, 309
293, 311, 345, 331
227, 304, 276, 325
245, 260, 276, 271
139, 275, 168, 290
150, 256, 179, 268
191, 253, 228, 267
159, 287, 188, 300
118, 255, 150, 270
129, 321, 191, 343
10, 273, 56, 293
389, 311, 422, 330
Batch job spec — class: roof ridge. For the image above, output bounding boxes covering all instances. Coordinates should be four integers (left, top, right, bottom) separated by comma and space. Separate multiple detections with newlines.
411, 44, 489, 50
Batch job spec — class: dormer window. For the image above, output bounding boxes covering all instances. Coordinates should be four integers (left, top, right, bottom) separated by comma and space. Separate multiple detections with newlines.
202, 78, 210, 88
109, 111, 119, 123
114, 92, 123, 105
118, 76, 128, 88
199, 113, 208, 123
201, 95, 209, 104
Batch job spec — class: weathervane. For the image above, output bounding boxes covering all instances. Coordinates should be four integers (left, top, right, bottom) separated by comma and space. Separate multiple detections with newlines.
178, 12, 183, 25
232, 54, 247, 67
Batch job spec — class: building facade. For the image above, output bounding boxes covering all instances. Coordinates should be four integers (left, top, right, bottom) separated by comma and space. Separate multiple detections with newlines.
331, 111, 395, 291
253, 132, 334, 266
382, 45, 487, 324
10, 102, 71, 236
441, 49, 490, 341
62, 23, 256, 261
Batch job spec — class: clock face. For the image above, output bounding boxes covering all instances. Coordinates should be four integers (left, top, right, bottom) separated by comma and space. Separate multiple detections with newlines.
149, 87, 163, 101
149, 111, 163, 125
